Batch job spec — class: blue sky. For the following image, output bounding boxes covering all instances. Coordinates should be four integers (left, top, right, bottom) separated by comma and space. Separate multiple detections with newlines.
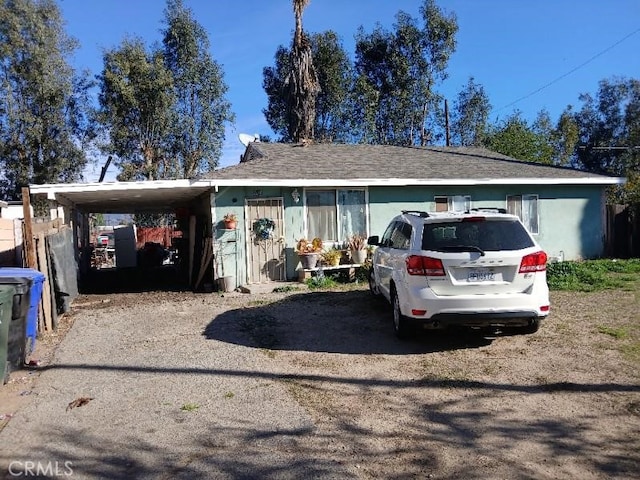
57, 0, 640, 181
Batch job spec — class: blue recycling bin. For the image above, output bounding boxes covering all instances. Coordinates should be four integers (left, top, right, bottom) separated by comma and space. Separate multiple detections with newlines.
0, 267, 46, 355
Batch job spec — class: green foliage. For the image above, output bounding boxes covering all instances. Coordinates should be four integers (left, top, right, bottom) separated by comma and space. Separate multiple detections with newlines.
305, 275, 338, 289
568, 77, 640, 203
162, 0, 233, 177
98, 39, 175, 181
263, 0, 458, 146
597, 325, 629, 340
97, 0, 233, 181
272, 285, 301, 293
451, 76, 491, 146
0, 0, 92, 199
180, 403, 199, 411
483, 110, 556, 164
546, 259, 640, 292
263, 31, 352, 143
353, 1, 458, 146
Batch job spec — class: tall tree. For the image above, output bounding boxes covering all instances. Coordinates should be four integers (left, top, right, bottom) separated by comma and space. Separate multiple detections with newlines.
263, 31, 353, 143
97, 39, 175, 181
570, 77, 640, 202
353, 0, 457, 146
162, 0, 233, 178
450, 76, 491, 146
484, 110, 556, 164
285, 0, 320, 142
0, 0, 92, 200
554, 108, 579, 167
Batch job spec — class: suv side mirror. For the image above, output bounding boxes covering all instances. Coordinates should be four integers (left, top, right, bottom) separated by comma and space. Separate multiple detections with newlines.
367, 235, 380, 246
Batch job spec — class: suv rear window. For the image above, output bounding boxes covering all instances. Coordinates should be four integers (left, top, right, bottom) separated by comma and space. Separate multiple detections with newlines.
422, 219, 535, 252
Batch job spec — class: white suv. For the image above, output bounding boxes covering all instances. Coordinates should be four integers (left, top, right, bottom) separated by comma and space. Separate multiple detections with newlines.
368, 209, 550, 338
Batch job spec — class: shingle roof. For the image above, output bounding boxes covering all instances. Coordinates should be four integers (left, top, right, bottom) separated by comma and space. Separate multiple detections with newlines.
204, 143, 621, 184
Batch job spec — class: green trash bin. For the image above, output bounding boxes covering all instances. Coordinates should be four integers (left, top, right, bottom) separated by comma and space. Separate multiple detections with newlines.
0, 284, 17, 384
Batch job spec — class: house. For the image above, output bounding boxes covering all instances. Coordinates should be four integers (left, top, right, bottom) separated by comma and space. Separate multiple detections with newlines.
30, 143, 624, 290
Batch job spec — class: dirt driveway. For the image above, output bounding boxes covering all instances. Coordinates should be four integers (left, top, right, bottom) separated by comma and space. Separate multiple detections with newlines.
1, 284, 639, 479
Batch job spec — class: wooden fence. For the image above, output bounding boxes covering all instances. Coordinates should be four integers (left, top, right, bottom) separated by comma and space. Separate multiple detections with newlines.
0, 214, 64, 335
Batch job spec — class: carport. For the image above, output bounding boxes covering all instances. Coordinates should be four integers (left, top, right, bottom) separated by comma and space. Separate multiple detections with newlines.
29, 179, 219, 292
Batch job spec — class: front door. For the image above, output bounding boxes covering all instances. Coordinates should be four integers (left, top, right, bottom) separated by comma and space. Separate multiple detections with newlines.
246, 198, 286, 283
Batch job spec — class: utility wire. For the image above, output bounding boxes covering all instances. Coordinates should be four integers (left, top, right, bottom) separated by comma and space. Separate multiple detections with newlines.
498, 26, 640, 112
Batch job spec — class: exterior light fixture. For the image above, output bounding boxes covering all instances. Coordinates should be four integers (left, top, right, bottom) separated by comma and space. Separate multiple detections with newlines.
292, 188, 300, 203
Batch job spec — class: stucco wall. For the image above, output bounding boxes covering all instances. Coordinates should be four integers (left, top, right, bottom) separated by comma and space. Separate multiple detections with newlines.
368, 184, 606, 261
214, 184, 608, 284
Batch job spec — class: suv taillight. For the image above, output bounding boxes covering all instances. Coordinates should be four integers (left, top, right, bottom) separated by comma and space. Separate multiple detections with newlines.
519, 251, 547, 273
406, 256, 445, 276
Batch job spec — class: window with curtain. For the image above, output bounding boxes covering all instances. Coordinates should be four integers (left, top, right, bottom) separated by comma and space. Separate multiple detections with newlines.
506, 194, 539, 234
306, 189, 366, 242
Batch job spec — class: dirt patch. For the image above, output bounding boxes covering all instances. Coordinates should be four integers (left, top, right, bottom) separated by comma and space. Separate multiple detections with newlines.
1, 285, 639, 479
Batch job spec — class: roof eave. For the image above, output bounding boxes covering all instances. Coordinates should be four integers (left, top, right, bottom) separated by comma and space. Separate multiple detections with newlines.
208, 177, 626, 188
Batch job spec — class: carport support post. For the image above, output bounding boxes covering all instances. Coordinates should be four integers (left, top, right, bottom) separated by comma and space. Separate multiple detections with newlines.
21, 187, 37, 269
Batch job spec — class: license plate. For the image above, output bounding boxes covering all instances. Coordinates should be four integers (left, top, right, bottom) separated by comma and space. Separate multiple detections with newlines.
467, 269, 495, 282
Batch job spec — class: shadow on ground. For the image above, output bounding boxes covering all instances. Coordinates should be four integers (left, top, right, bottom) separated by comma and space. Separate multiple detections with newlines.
203, 289, 526, 355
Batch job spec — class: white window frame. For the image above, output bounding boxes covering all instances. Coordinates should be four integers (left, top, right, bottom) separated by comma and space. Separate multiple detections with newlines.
506, 194, 539, 235
434, 195, 471, 212
303, 188, 369, 244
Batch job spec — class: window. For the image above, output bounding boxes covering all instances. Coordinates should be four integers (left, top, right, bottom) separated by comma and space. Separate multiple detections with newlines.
434, 195, 471, 212
506, 194, 539, 234
306, 189, 367, 242
423, 219, 535, 251
390, 222, 412, 250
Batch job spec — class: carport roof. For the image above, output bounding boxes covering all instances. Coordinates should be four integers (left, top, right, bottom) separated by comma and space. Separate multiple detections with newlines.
30, 179, 215, 214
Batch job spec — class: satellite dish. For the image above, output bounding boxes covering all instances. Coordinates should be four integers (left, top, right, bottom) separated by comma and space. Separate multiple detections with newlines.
238, 133, 255, 147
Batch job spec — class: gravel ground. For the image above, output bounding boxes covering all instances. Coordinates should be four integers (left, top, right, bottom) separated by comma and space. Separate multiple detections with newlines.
0, 284, 639, 479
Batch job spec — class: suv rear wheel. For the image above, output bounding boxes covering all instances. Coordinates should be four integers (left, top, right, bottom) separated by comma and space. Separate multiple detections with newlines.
391, 287, 410, 339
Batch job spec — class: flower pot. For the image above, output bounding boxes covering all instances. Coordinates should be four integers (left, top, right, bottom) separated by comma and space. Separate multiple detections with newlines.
217, 276, 235, 292
224, 220, 237, 230
299, 253, 318, 269
350, 249, 367, 264
328, 257, 340, 267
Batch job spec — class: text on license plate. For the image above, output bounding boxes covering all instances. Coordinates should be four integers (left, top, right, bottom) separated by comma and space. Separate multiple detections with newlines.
467, 269, 495, 282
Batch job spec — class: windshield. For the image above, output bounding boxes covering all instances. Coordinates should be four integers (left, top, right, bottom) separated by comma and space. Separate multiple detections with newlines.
422, 219, 535, 252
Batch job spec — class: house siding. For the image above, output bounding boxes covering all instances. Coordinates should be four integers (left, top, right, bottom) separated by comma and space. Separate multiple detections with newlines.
214, 183, 608, 285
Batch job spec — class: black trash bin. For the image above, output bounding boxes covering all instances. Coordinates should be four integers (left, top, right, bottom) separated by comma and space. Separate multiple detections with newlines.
0, 284, 18, 384
0, 268, 46, 363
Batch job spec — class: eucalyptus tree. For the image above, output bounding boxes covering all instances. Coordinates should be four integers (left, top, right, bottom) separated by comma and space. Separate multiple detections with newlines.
0, 0, 92, 200
569, 77, 640, 202
450, 77, 491, 146
483, 110, 556, 165
162, 0, 233, 178
97, 39, 175, 181
263, 31, 353, 143
353, 0, 457, 145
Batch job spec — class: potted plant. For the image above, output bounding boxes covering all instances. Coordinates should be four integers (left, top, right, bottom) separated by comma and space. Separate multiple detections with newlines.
321, 248, 343, 267
223, 213, 237, 230
296, 237, 323, 269
347, 233, 368, 264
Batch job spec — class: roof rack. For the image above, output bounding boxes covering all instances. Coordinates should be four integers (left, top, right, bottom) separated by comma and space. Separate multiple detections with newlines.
401, 210, 430, 218
468, 208, 507, 214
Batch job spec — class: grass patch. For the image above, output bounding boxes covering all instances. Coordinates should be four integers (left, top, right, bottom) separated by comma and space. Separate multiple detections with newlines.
597, 325, 629, 339
305, 275, 339, 289
224, 391, 235, 399
272, 285, 301, 293
180, 403, 199, 412
547, 259, 640, 292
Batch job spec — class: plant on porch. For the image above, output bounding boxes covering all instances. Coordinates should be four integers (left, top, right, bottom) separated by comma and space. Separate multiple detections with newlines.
296, 237, 323, 269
